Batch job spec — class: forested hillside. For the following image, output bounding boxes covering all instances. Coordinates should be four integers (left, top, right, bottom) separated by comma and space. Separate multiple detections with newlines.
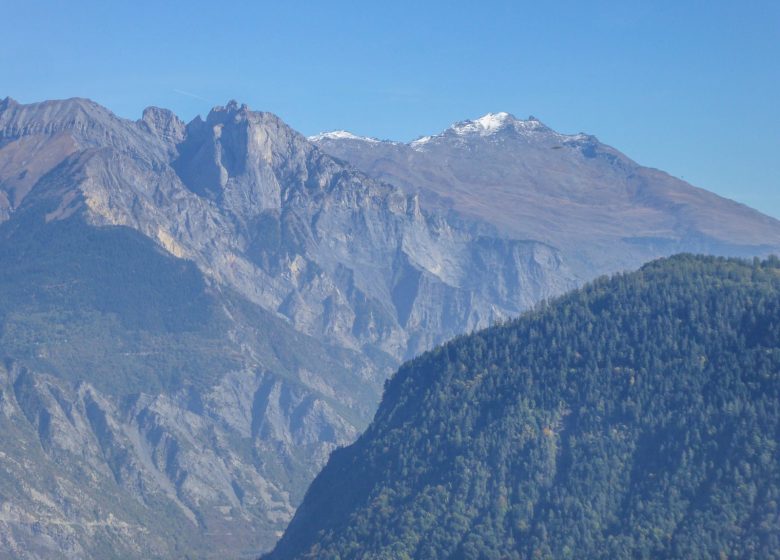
266, 255, 780, 559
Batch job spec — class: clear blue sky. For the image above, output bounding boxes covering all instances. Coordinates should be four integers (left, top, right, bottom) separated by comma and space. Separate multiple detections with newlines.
3, 0, 779, 217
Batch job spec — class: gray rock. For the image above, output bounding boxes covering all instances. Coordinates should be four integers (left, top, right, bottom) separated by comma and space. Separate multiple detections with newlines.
0, 99, 778, 558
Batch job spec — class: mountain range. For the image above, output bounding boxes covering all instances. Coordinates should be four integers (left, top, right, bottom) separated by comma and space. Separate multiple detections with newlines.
0, 97, 778, 558
311, 111, 780, 276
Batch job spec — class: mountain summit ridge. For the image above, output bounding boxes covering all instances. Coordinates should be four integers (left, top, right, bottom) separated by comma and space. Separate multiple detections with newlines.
308, 111, 576, 147
311, 109, 780, 275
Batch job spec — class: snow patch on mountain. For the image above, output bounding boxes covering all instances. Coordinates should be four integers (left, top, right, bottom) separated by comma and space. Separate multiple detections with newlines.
307, 113, 594, 152
308, 130, 380, 143
452, 112, 514, 135
409, 135, 434, 148
448, 112, 551, 136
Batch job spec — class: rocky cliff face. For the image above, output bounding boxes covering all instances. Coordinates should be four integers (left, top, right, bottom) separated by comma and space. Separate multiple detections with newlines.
0, 359, 358, 559
0, 98, 576, 558
1, 98, 778, 558
1, 99, 574, 359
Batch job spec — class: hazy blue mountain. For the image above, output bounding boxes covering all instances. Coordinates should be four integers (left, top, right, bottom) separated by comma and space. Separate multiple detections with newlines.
0, 98, 572, 558
312, 112, 780, 275
0, 97, 778, 558
265, 255, 780, 560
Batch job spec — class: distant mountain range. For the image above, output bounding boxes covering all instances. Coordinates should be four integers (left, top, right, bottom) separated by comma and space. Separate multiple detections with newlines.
0, 97, 778, 558
265, 255, 780, 559
311, 111, 780, 276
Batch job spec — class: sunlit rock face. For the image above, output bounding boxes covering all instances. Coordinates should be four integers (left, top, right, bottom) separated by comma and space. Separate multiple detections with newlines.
0, 97, 778, 558
0, 98, 579, 558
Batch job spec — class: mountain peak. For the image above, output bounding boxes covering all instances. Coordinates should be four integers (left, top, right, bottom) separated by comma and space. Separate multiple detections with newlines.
0, 96, 18, 111
448, 112, 549, 137
224, 99, 247, 112
308, 130, 381, 143
471, 111, 515, 131
449, 111, 514, 136
140, 106, 186, 144
406, 112, 550, 148
205, 100, 252, 123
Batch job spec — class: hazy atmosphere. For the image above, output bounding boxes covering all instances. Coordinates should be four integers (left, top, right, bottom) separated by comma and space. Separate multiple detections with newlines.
2, 2, 779, 559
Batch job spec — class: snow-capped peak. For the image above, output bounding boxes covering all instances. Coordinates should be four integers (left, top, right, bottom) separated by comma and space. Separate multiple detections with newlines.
308, 130, 380, 143
442, 112, 552, 140
473, 112, 514, 132
408, 112, 553, 150
449, 112, 517, 136
409, 135, 434, 148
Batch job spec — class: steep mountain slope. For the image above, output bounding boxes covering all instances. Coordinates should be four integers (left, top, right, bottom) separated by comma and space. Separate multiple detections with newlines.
0, 99, 574, 360
312, 112, 780, 274
0, 97, 574, 558
266, 255, 780, 559
2, 97, 779, 558
0, 214, 368, 558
